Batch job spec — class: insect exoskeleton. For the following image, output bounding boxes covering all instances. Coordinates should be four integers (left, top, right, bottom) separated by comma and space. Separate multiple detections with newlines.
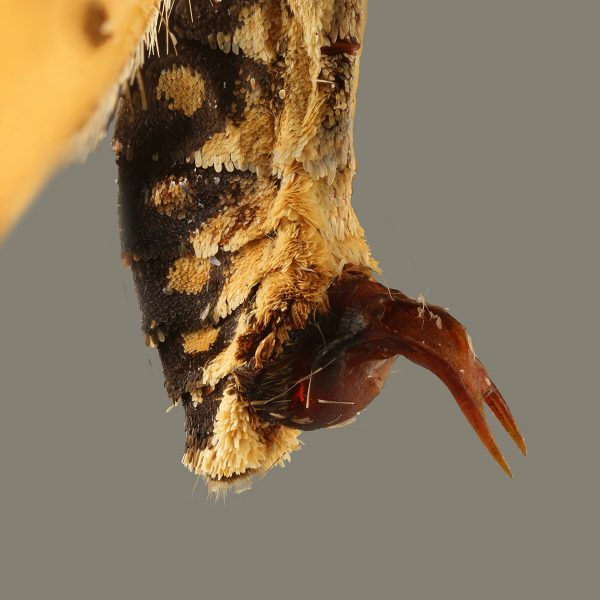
113, 0, 525, 491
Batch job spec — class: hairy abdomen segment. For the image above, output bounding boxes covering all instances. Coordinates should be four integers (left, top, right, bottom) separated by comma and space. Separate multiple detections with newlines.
115, 0, 525, 492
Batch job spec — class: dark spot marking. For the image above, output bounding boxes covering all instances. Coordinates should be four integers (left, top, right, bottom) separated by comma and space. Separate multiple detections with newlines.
83, 1, 112, 47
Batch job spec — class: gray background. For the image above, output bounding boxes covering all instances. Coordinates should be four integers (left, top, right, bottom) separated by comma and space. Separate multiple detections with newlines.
1, 2, 598, 598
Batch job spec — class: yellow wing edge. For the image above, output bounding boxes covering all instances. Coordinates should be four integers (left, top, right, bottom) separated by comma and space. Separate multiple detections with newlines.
0, 0, 170, 240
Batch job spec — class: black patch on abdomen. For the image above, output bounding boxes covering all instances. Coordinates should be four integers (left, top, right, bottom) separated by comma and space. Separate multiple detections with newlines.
118, 160, 261, 260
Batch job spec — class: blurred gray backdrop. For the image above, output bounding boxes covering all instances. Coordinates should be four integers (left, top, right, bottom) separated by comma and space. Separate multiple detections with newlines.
1, 2, 598, 599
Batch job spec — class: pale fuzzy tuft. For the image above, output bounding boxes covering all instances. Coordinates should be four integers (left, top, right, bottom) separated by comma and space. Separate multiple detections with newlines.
182, 387, 301, 493
202, 387, 268, 480
259, 425, 303, 473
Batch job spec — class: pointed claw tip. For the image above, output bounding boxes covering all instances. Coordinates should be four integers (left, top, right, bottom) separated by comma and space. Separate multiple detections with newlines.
499, 459, 513, 479
507, 430, 528, 456
518, 437, 528, 457
507, 425, 527, 456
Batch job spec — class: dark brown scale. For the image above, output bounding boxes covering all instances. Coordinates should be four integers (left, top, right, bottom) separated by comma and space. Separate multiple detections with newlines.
182, 378, 230, 451
115, 4, 265, 446
115, 44, 235, 163
172, 0, 285, 63
130, 250, 230, 336
119, 166, 264, 260
172, 0, 248, 42
158, 303, 246, 400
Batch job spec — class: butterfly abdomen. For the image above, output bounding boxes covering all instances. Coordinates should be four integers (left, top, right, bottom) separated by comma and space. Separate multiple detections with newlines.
114, 0, 373, 489
115, 1, 525, 491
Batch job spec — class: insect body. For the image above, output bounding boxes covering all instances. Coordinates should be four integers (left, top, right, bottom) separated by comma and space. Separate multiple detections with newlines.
110, 0, 525, 492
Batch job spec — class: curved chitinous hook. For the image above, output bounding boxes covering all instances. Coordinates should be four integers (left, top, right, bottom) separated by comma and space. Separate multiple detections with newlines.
243, 275, 526, 476
327, 278, 527, 476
